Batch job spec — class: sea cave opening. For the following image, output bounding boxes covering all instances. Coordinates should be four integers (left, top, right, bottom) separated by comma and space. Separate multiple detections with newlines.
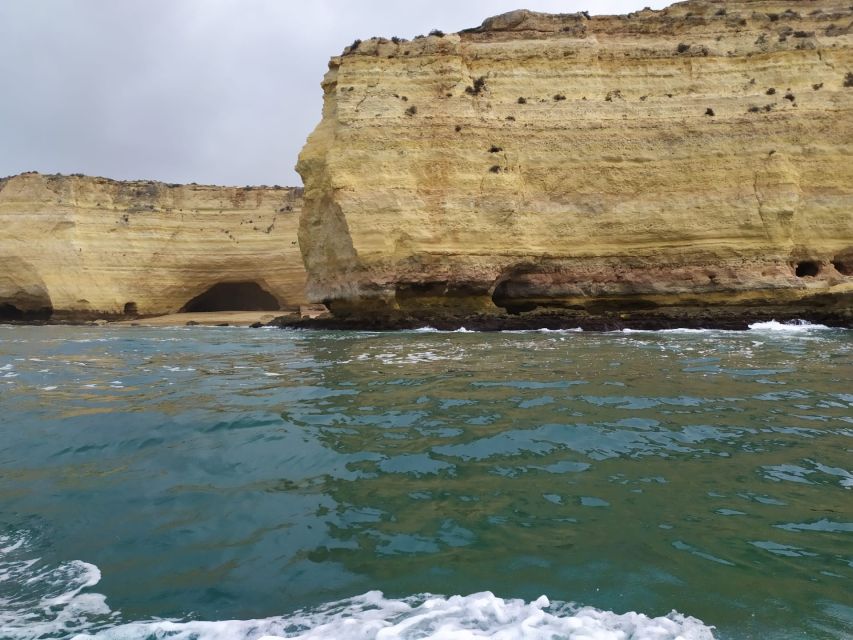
491, 278, 539, 314
0, 303, 24, 321
0, 303, 52, 322
179, 282, 280, 313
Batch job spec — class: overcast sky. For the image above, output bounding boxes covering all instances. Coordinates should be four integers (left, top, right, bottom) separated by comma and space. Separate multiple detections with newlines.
0, 1, 668, 186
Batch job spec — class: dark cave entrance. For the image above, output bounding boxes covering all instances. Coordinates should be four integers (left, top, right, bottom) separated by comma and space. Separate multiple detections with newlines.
794, 261, 820, 278
0, 304, 24, 321
179, 282, 280, 313
0, 303, 52, 322
491, 278, 539, 314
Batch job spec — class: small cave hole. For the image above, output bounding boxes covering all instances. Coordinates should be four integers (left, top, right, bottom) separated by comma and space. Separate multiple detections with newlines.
794, 261, 820, 277
180, 282, 280, 313
123, 301, 138, 316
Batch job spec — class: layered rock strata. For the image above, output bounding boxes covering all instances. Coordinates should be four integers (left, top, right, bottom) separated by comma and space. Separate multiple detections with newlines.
296, 0, 853, 328
0, 173, 306, 321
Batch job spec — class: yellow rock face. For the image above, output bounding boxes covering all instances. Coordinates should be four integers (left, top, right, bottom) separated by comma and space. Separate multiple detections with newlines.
0, 173, 306, 320
297, 0, 853, 327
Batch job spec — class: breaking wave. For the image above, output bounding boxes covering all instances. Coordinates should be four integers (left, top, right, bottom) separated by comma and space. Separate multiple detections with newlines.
747, 320, 831, 332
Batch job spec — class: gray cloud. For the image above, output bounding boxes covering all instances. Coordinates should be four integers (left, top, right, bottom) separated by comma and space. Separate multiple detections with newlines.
0, 0, 668, 186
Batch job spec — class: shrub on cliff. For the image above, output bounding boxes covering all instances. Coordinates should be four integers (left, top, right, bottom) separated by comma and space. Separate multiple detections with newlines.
405, 105, 418, 116
845, 72, 853, 87
465, 76, 487, 96
344, 39, 361, 55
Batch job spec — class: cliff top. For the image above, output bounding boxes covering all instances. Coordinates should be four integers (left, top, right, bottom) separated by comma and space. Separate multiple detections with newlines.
0, 171, 304, 212
470, 2, 853, 31
0, 171, 302, 195
339, 0, 852, 54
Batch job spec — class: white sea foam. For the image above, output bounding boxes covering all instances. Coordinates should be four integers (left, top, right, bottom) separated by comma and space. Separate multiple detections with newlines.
655, 328, 716, 334
747, 320, 831, 332
410, 327, 475, 333
0, 534, 26, 555
1, 531, 715, 640
375, 349, 466, 365
0, 532, 112, 640
501, 328, 583, 334
618, 328, 715, 335
71, 591, 715, 640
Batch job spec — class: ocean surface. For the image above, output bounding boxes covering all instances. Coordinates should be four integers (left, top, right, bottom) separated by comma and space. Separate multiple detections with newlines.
0, 322, 851, 640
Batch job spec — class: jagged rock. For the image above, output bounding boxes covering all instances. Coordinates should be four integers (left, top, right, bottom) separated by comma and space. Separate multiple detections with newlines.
299, 303, 331, 319
0, 172, 306, 321
297, 0, 853, 328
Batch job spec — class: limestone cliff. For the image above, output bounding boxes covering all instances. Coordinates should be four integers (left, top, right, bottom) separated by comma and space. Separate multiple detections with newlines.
297, 0, 853, 328
0, 173, 306, 321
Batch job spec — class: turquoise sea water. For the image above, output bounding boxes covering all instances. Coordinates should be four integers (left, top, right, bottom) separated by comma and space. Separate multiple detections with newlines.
0, 323, 851, 639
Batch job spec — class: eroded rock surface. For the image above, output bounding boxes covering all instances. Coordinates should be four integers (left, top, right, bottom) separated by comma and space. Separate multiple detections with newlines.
297, 0, 853, 328
0, 172, 306, 321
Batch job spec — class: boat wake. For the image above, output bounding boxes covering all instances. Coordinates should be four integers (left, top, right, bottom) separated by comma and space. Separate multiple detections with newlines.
0, 531, 715, 640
